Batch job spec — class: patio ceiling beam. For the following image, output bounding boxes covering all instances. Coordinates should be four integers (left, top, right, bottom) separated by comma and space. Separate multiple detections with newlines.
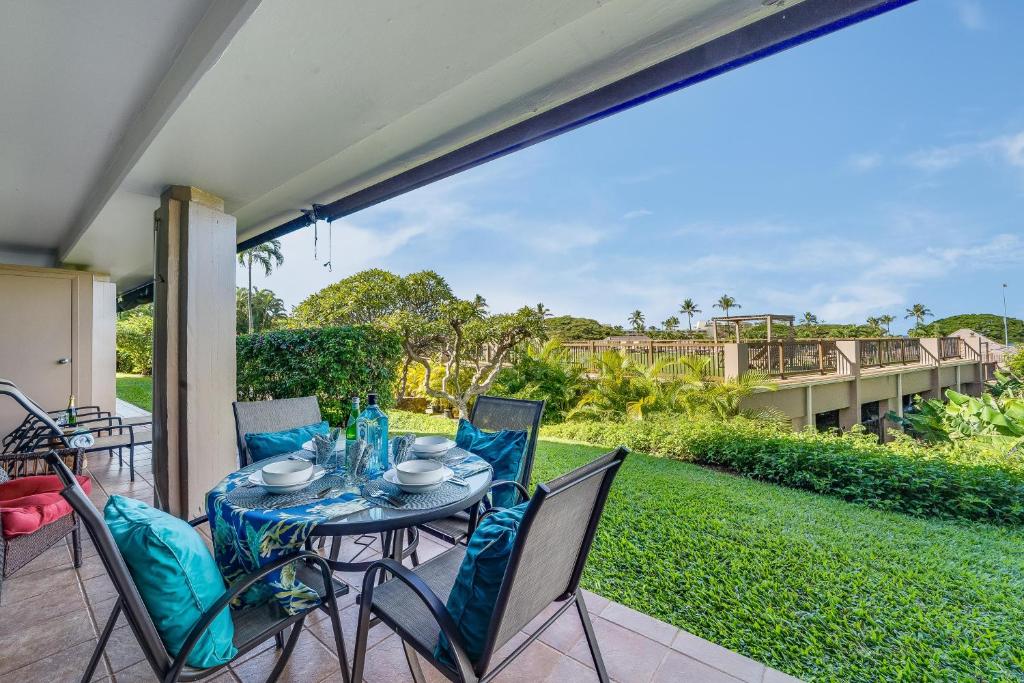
237, 0, 916, 252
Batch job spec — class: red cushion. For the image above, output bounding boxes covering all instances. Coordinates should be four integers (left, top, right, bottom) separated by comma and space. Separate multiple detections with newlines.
0, 474, 91, 539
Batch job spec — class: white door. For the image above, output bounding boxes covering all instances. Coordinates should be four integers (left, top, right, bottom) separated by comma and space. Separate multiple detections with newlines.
0, 273, 73, 437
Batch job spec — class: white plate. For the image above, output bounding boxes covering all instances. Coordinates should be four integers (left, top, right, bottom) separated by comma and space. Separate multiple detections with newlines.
411, 436, 456, 457
383, 466, 453, 493
301, 438, 345, 453
248, 466, 327, 493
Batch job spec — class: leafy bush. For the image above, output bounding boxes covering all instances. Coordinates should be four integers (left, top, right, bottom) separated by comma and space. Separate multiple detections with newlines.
116, 305, 154, 374
236, 326, 402, 424
492, 341, 590, 421
546, 417, 1024, 525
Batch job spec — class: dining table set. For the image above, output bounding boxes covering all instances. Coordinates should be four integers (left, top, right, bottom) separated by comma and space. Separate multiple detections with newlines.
205, 434, 494, 614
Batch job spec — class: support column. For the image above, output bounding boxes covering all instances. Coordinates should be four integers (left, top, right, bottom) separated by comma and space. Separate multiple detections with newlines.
723, 343, 749, 380
920, 338, 941, 399
153, 186, 237, 518
837, 340, 861, 431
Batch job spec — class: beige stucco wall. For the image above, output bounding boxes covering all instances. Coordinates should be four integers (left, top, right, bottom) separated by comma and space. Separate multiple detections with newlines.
0, 263, 116, 436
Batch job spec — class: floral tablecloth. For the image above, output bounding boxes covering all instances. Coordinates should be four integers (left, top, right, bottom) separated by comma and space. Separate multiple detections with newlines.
206, 456, 371, 614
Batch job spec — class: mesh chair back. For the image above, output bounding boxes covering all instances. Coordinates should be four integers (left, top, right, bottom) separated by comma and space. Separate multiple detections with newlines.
0, 384, 67, 450
232, 397, 322, 466
469, 396, 544, 496
44, 452, 173, 674
478, 447, 627, 672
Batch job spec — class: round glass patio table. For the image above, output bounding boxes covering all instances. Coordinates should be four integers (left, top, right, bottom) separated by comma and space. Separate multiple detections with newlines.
310, 455, 492, 571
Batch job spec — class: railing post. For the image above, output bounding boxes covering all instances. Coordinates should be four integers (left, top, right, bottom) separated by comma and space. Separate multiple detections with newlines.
648, 341, 654, 366
777, 343, 785, 378
818, 341, 825, 374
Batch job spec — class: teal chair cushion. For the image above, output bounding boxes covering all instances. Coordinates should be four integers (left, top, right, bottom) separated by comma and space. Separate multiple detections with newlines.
435, 502, 529, 666
455, 419, 527, 508
104, 495, 237, 668
244, 421, 329, 462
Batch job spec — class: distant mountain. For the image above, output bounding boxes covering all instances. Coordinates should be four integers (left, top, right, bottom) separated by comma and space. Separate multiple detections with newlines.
927, 314, 1024, 344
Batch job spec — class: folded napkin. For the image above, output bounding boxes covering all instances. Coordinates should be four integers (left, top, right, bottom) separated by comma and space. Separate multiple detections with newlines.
67, 432, 95, 449
450, 459, 491, 478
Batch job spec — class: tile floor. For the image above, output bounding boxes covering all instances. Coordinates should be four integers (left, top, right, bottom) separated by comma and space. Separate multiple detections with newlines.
0, 400, 802, 683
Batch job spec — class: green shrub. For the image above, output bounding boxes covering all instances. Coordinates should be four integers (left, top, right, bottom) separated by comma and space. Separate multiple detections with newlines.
116, 306, 154, 374
546, 417, 1024, 525
237, 326, 402, 424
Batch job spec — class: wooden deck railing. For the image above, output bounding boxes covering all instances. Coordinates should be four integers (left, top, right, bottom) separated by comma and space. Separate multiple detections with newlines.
747, 340, 838, 377
939, 336, 963, 360
857, 338, 921, 367
561, 340, 726, 376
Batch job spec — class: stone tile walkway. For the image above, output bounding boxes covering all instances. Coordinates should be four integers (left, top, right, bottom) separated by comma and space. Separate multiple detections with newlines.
0, 400, 802, 682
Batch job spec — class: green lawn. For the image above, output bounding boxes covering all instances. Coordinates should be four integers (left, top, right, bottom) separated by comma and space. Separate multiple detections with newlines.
115, 373, 152, 412
112, 387, 1024, 680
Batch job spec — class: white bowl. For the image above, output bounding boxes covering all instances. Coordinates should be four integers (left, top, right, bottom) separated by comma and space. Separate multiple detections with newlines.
249, 466, 326, 494
383, 466, 452, 493
411, 436, 455, 455
260, 459, 313, 486
396, 459, 445, 485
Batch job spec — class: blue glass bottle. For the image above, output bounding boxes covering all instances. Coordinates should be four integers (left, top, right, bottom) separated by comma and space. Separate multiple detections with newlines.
356, 393, 389, 476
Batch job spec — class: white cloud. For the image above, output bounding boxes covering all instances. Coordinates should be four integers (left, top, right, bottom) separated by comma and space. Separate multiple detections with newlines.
904, 130, 1024, 172
848, 152, 882, 172
623, 209, 653, 220
954, 0, 985, 30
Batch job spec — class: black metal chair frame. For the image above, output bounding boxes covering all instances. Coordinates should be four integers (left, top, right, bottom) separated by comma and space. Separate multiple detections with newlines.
44, 452, 351, 683
1, 383, 151, 481
353, 446, 628, 683
418, 396, 545, 546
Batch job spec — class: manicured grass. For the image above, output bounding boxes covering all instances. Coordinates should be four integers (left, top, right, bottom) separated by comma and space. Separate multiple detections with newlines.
391, 412, 1024, 681
115, 373, 152, 412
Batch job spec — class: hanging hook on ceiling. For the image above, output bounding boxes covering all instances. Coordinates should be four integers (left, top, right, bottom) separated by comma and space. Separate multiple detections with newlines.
299, 204, 327, 263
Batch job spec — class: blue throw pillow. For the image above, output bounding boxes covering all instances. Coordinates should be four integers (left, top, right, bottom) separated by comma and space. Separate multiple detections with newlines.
104, 496, 237, 668
435, 503, 528, 666
455, 419, 527, 508
244, 421, 329, 462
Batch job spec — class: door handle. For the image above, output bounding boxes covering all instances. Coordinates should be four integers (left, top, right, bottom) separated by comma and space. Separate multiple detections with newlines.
57, 358, 71, 365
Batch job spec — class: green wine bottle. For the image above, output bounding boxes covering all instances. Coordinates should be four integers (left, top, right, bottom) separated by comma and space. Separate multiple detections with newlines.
345, 397, 360, 441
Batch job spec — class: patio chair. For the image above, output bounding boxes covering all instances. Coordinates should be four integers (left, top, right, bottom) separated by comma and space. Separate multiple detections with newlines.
419, 396, 545, 545
232, 396, 323, 467
0, 377, 113, 451
0, 447, 85, 598
0, 383, 151, 482
44, 452, 351, 683
353, 446, 628, 683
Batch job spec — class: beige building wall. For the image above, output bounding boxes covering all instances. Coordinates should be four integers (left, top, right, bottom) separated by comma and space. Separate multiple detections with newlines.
0, 263, 116, 436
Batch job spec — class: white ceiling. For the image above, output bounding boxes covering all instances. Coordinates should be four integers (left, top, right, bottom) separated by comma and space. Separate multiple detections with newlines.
0, 0, 212, 252
2, 0, 805, 289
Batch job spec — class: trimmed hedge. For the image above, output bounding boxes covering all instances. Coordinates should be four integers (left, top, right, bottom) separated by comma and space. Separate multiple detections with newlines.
545, 418, 1024, 526
237, 326, 402, 425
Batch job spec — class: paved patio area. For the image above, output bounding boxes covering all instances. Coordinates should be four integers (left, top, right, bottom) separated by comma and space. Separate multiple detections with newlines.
0, 400, 801, 683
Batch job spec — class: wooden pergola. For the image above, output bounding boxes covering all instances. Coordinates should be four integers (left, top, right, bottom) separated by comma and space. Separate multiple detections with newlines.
709, 314, 795, 342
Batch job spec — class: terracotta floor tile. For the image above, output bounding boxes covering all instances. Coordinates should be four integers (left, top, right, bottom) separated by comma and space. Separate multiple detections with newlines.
305, 603, 390, 664
670, 631, 766, 683
567, 616, 668, 683
0, 608, 97, 674
492, 639, 601, 683
233, 630, 344, 683
581, 589, 610, 615
356, 633, 448, 683
601, 601, 679, 646
531, 603, 586, 654
654, 650, 743, 683
0, 638, 109, 683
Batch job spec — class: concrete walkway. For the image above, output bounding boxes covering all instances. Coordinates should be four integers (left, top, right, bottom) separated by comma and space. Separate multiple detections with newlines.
0, 400, 802, 682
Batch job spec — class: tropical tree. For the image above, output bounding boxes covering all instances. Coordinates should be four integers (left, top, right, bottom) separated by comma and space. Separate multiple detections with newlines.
628, 310, 645, 332
534, 303, 552, 318
904, 303, 933, 329
865, 316, 884, 335
800, 312, 819, 326
679, 299, 701, 331
879, 314, 895, 334
237, 239, 284, 334
714, 294, 740, 317
493, 340, 590, 421
472, 294, 489, 313
236, 287, 286, 334
662, 316, 680, 332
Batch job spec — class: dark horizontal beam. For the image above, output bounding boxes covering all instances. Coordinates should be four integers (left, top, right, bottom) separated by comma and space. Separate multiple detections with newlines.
237, 0, 915, 252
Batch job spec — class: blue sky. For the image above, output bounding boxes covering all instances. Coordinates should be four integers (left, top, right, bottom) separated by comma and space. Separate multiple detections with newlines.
240, 0, 1024, 335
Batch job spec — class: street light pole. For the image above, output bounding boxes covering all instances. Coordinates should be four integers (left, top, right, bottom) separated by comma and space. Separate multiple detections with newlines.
1002, 283, 1009, 347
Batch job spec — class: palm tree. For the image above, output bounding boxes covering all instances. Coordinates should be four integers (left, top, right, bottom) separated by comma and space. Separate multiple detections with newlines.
679, 299, 701, 331
800, 312, 819, 326
904, 304, 933, 329
237, 239, 284, 334
662, 316, 680, 332
471, 294, 489, 313
879, 314, 895, 334
713, 295, 740, 317
628, 310, 645, 332
535, 302, 552, 318
866, 316, 883, 334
